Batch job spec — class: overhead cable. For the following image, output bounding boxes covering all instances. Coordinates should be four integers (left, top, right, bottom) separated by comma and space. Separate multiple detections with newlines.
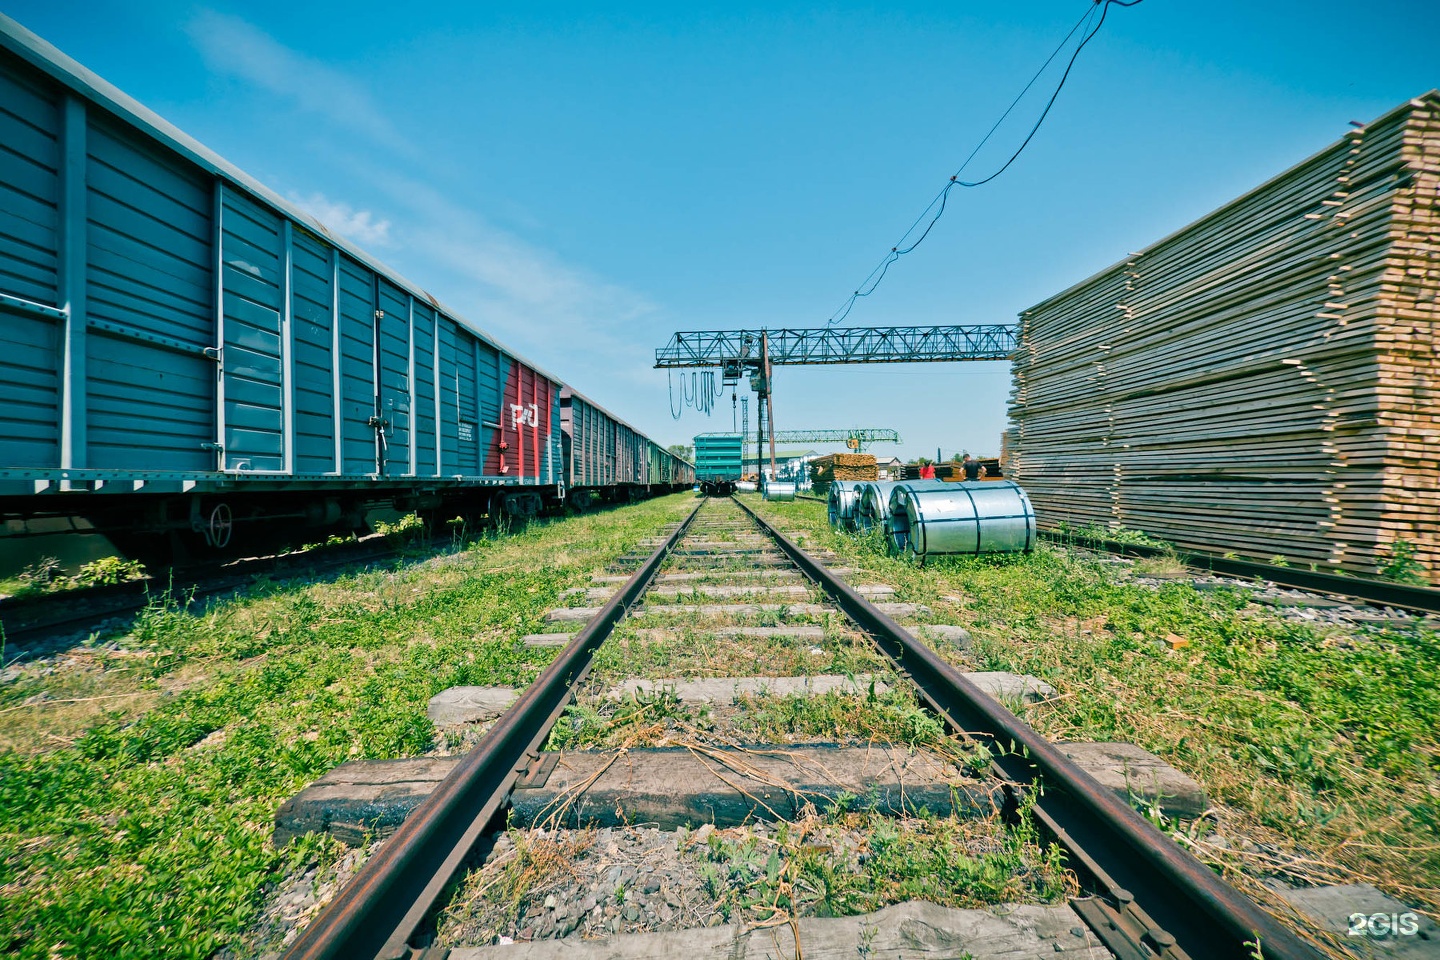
669, 368, 722, 419
826, 0, 1144, 326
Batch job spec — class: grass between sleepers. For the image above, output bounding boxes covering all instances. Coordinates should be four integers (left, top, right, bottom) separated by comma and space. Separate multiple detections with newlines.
0, 493, 696, 960
750, 495, 1440, 932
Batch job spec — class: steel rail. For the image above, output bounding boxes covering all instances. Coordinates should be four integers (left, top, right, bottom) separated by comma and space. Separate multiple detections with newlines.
281, 500, 705, 960
735, 497, 1325, 960
1046, 532, 1440, 616
0, 542, 402, 650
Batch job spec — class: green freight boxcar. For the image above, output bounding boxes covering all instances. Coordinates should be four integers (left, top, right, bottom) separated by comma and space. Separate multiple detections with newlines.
694, 433, 743, 496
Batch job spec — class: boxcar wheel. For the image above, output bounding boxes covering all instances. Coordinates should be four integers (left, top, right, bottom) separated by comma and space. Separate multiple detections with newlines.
203, 503, 234, 550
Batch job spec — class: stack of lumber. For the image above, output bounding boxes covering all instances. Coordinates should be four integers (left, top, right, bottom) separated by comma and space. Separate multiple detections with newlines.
1009, 93, 1439, 580
811, 453, 878, 484
933, 458, 1005, 482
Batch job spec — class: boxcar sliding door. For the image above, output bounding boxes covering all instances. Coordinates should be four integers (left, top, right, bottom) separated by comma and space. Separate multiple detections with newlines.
217, 185, 287, 472
374, 280, 411, 476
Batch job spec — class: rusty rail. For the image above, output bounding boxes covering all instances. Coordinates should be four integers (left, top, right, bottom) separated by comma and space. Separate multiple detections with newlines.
735, 496, 1324, 960
281, 500, 704, 960
284, 494, 1325, 960
1045, 531, 1440, 616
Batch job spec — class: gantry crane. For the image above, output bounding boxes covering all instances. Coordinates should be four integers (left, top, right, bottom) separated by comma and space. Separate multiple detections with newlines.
656, 325, 1014, 480
741, 428, 901, 453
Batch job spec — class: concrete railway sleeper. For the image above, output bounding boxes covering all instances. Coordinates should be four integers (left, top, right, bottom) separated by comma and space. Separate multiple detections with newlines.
277, 497, 1326, 960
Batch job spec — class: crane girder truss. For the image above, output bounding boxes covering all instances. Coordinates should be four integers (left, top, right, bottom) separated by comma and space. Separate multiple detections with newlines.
654, 325, 1017, 369
745, 428, 900, 445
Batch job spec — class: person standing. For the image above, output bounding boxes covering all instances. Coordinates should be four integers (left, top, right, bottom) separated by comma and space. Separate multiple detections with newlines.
962, 454, 985, 481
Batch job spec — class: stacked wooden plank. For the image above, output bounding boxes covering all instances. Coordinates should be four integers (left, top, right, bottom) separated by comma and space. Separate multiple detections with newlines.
811, 453, 878, 484
1009, 93, 1439, 580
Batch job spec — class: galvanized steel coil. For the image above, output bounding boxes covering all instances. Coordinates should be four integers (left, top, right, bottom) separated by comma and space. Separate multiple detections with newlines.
887, 481, 1036, 557
853, 481, 901, 533
853, 480, 951, 533
826, 480, 866, 529
762, 481, 797, 501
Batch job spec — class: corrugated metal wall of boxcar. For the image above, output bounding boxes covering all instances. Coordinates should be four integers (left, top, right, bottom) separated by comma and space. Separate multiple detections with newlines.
558, 394, 574, 485
579, 400, 593, 485
569, 397, 589, 486
582, 404, 595, 485
614, 424, 634, 484
547, 388, 562, 483
0, 57, 60, 468
594, 403, 610, 485
586, 400, 606, 486
614, 423, 628, 484
475, 336, 501, 467
290, 229, 336, 474
482, 359, 557, 482
337, 256, 376, 475
605, 410, 617, 484
219, 187, 286, 472
413, 301, 438, 476
437, 317, 458, 473
85, 112, 213, 471
627, 428, 642, 483
375, 280, 411, 476
611, 421, 625, 483
441, 318, 479, 475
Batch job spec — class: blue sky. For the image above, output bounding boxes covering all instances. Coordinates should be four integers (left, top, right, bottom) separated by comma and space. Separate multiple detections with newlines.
6, 1, 1438, 460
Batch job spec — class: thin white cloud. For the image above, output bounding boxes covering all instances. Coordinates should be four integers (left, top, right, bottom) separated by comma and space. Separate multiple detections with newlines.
186, 9, 400, 145
287, 191, 393, 246
360, 166, 658, 347
184, 11, 665, 401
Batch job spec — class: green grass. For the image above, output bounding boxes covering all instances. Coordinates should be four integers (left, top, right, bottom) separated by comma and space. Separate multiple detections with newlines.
0, 494, 696, 960
752, 497, 1440, 920
697, 803, 1069, 925
583, 621, 885, 682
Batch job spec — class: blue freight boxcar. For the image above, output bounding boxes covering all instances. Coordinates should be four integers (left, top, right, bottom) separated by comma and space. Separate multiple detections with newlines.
0, 16, 691, 559
560, 386, 689, 510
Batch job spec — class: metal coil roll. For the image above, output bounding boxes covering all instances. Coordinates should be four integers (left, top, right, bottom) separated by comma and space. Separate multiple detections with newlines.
827, 480, 865, 529
887, 481, 1036, 558
762, 481, 797, 501
854, 480, 952, 533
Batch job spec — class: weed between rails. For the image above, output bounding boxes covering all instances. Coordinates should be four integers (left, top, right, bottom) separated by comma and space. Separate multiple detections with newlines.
436, 801, 1069, 948
750, 496, 1440, 921
698, 804, 1071, 925
547, 683, 963, 751
0, 495, 697, 960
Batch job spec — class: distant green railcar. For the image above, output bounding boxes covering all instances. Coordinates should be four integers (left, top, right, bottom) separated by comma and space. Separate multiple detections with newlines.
694, 432, 744, 496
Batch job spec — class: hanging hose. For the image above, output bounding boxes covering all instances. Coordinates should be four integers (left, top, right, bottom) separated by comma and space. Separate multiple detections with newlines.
668, 369, 721, 419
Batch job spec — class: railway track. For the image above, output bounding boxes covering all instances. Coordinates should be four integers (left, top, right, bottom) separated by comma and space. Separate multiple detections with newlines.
0, 538, 403, 653
0, 501, 672, 654
1046, 531, 1440, 617
278, 496, 1326, 960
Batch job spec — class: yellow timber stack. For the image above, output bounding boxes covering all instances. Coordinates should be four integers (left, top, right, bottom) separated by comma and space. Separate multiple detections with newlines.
1008, 92, 1439, 581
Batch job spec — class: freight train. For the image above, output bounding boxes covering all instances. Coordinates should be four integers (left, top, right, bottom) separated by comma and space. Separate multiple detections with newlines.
0, 17, 692, 562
